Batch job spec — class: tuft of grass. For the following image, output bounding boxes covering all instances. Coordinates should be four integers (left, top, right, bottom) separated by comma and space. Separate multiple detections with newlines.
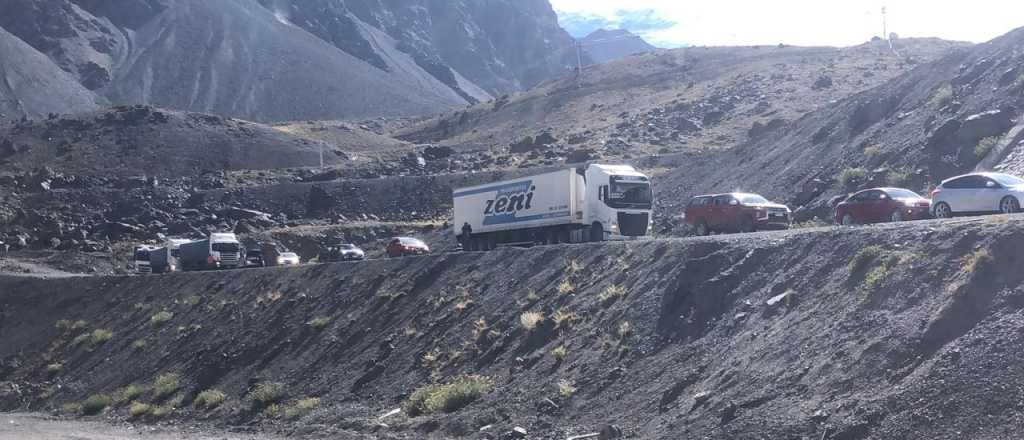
194, 389, 227, 410
453, 298, 474, 313
525, 290, 541, 302
599, 284, 627, 305
519, 311, 545, 332
403, 375, 493, 416
129, 402, 153, 419
153, 373, 181, 400
114, 384, 145, 404
930, 84, 954, 108
250, 382, 286, 407
45, 363, 63, 376
565, 259, 584, 276
617, 321, 633, 339
307, 317, 330, 330
552, 309, 580, 331
838, 167, 868, 188
551, 345, 568, 362
556, 280, 576, 295
964, 248, 993, 276
864, 265, 890, 290
1014, 73, 1024, 91
55, 319, 88, 333
81, 394, 112, 415
61, 403, 82, 414
557, 379, 577, 398
184, 296, 202, 307
849, 245, 884, 273
975, 136, 999, 159
150, 311, 174, 327
422, 348, 441, 368
863, 145, 882, 159
283, 397, 321, 419
131, 339, 148, 350
150, 404, 174, 418
88, 329, 113, 345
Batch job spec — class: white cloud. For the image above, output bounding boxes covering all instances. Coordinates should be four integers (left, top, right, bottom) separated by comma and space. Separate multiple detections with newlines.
551, 0, 1024, 47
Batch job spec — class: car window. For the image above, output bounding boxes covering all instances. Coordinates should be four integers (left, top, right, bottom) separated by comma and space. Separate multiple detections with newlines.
945, 175, 987, 189
737, 194, 769, 204
712, 195, 732, 206
886, 189, 922, 199
689, 197, 710, 207
867, 190, 887, 200
990, 174, 1024, 187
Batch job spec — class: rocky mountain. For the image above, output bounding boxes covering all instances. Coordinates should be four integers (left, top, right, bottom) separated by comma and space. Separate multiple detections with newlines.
0, 27, 103, 120
582, 28, 657, 64
0, 0, 581, 122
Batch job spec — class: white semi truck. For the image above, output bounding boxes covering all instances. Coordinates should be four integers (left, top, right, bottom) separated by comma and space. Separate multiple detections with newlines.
453, 164, 653, 250
179, 233, 245, 271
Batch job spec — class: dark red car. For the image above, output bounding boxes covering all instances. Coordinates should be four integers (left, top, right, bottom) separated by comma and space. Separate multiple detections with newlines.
386, 237, 430, 258
683, 193, 791, 235
834, 188, 931, 225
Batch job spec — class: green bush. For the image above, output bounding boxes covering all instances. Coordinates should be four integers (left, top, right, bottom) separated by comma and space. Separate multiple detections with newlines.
404, 375, 493, 416
150, 311, 174, 327
838, 167, 868, 187
930, 85, 954, 108
849, 246, 884, 273
89, 329, 113, 345
81, 394, 112, 415
975, 136, 999, 159
283, 397, 320, 419
194, 389, 227, 410
307, 317, 330, 330
114, 384, 145, 404
129, 402, 152, 418
153, 373, 181, 399
250, 382, 286, 406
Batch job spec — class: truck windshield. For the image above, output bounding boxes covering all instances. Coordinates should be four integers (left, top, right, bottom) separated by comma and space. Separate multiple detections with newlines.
212, 243, 239, 252
134, 250, 151, 261
608, 181, 652, 208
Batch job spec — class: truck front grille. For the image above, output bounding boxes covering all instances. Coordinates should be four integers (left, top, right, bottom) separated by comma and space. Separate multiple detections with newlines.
617, 213, 650, 237
220, 253, 240, 264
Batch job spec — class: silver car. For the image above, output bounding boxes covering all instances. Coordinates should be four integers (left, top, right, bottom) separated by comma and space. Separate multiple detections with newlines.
930, 172, 1024, 218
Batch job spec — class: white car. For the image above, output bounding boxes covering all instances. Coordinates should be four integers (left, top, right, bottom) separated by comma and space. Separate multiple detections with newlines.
930, 172, 1024, 218
277, 252, 301, 266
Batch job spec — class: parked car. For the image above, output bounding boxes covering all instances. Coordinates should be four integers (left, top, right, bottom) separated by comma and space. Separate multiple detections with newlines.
683, 193, 791, 235
320, 243, 365, 262
277, 252, 301, 266
386, 237, 430, 258
835, 188, 931, 225
246, 248, 265, 267
930, 172, 1024, 218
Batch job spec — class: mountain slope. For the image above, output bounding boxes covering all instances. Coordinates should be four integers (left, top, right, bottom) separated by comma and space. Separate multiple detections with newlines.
0, 27, 103, 120
582, 29, 657, 63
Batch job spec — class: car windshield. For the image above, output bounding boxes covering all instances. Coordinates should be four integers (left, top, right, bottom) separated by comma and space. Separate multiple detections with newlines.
212, 243, 239, 252
738, 194, 770, 205
609, 181, 652, 204
886, 189, 922, 199
990, 174, 1024, 187
339, 244, 355, 250
400, 238, 425, 246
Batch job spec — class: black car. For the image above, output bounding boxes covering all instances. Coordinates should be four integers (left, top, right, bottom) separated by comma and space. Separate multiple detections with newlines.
245, 249, 265, 267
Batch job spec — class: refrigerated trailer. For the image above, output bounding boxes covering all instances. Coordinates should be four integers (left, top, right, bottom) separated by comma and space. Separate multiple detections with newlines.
179, 233, 244, 271
452, 164, 653, 250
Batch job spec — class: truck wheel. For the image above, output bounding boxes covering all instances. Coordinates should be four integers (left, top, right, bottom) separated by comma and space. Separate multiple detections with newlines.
590, 223, 604, 242
546, 228, 559, 245
559, 228, 571, 244
695, 220, 709, 236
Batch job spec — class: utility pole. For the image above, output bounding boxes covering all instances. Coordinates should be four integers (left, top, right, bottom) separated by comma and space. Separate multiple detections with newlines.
319, 143, 324, 170
574, 39, 583, 86
881, 6, 887, 40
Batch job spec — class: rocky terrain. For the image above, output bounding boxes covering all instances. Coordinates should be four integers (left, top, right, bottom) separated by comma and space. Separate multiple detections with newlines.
3, 215, 1024, 440
0, 0, 581, 122
0, 27, 103, 120
581, 29, 657, 64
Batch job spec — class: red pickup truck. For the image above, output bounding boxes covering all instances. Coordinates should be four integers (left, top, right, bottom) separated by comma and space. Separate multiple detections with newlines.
683, 193, 791, 235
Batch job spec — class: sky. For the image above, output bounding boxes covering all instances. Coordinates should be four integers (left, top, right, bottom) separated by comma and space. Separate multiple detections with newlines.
550, 0, 1024, 48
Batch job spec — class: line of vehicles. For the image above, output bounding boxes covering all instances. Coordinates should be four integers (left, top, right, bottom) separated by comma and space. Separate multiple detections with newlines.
131, 167, 1024, 274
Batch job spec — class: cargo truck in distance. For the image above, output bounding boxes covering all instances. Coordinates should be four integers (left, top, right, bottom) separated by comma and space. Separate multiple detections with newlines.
178, 233, 244, 271
453, 164, 653, 250
149, 238, 193, 274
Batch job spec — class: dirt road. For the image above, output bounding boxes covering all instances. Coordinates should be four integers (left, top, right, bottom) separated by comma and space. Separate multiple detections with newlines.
0, 413, 282, 440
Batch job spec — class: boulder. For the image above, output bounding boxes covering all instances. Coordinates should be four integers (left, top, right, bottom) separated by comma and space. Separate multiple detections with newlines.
565, 149, 597, 164
955, 109, 1015, 144
422, 145, 456, 160
748, 118, 786, 139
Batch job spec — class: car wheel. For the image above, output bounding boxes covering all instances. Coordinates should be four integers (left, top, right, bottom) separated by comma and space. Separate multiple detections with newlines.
890, 210, 904, 222
590, 223, 604, 242
695, 220, 709, 236
1000, 196, 1020, 214
934, 202, 953, 219
739, 216, 755, 233
841, 213, 856, 226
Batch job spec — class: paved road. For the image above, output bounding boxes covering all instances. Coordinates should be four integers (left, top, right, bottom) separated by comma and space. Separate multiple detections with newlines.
0, 413, 283, 440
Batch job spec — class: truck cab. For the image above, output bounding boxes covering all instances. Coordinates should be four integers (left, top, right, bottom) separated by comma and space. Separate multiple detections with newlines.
209, 233, 244, 268
584, 164, 654, 240
132, 245, 158, 274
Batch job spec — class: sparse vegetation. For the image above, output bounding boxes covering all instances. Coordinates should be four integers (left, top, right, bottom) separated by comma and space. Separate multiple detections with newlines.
930, 84, 954, 108
114, 384, 145, 404
250, 382, 286, 407
525, 289, 541, 302
886, 168, 912, 186
422, 348, 441, 368
86, 329, 113, 345
194, 389, 227, 410
551, 345, 568, 362
81, 394, 112, 415
557, 379, 577, 398
975, 136, 999, 159
131, 339, 148, 350
617, 321, 632, 339
849, 245, 884, 273
55, 319, 88, 333
1014, 73, 1024, 91
453, 297, 474, 312
864, 265, 891, 290
184, 295, 202, 307
863, 145, 882, 159
150, 404, 174, 418
552, 309, 580, 330
557, 280, 576, 295
153, 373, 181, 399
565, 259, 584, 276
129, 402, 153, 418
45, 363, 63, 376
838, 167, 868, 187
599, 284, 627, 305
150, 311, 174, 326
307, 317, 330, 330
283, 397, 321, 419
403, 375, 493, 416
520, 311, 545, 332
964, 248, 993, 276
